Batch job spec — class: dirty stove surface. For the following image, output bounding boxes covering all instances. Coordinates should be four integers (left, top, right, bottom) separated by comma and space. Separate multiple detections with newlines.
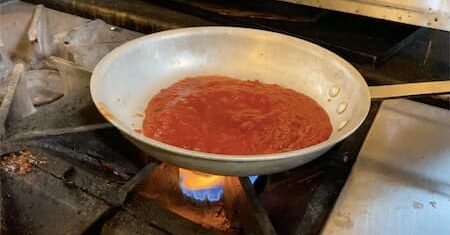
0, 1, 449, 235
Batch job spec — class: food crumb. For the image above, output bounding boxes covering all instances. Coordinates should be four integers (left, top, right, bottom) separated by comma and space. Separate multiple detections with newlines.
134, 129, 142, 134
0, 150, 47, 176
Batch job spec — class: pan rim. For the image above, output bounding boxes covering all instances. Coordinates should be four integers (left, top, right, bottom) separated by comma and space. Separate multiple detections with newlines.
90, 26, 371, 162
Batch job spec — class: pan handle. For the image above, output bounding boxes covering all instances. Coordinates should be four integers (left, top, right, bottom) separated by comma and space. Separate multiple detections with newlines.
369, 80, 450, 100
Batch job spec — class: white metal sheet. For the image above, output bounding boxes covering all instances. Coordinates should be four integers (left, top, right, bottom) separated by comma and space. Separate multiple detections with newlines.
279, 0, 450, 31
322, 99, 450, 235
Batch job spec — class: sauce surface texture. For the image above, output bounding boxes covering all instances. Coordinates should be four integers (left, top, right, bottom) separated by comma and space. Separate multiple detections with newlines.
143, 76, 332, 155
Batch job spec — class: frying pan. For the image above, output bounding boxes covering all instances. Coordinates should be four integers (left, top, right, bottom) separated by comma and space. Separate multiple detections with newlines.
90, 27, 450, 176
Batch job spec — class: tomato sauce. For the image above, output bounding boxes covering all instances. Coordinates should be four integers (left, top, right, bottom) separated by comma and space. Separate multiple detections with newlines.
143, 76, 332, 155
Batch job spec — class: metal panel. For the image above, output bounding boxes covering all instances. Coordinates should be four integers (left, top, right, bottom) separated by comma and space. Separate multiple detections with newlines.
322, 99, 450, 235
279, 0, 450, 31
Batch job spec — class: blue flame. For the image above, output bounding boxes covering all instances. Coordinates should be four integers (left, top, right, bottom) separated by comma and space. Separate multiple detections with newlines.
249, 175, 259, 184
180, 175, 260, 202
180, 183, 224, 202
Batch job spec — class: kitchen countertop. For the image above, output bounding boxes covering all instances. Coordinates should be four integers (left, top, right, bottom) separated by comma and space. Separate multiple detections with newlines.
322, 99, 450, 235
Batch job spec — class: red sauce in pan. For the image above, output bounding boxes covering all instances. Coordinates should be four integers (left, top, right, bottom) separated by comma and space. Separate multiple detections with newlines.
143, 76, 332, 155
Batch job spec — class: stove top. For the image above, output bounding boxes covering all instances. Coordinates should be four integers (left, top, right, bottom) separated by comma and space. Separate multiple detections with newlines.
0, 1, 448, 234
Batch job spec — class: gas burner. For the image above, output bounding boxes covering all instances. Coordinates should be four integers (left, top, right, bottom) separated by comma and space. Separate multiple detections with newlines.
134, 163, 272, 233
179, 169, 226, 202
178, 169, 260, 202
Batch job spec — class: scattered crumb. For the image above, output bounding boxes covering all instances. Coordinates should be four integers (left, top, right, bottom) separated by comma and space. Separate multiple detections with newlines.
135, 113, 144, 117
0, 150, 47, 176
134, 129, 142, 134
100, 161, 114, 171
100, 161, 120, 176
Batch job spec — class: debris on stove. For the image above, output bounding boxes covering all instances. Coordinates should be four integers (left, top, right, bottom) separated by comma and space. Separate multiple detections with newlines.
0, 78, 8, 105
23, 69, 64, 106
28, 4, 54, 69
65, 42, 123, 72
0, 63, 36, 127
77, 149, 134, 182
0, 150, 47, 176
46, 56, 91, 94
0, 38, 13, 81
98, 160, 131, 181
59, 19, 141, 71
63, 19, 141, 46
0, 38, 13, 105
9, 67, 38, 118
0, 3, 143, 112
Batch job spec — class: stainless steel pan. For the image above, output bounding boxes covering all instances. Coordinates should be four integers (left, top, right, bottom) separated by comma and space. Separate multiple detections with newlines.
90, 27, 450, 176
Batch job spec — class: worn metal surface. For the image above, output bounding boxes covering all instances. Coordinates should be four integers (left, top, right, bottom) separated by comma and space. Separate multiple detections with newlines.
0, 64, 24, 139
0, 127, 148, 233
151, 0, 327, 23
150, 0, 421, 67
0, 2, 164, 233
0, 128, 144, 195
0, 1, 142, 137
355, 29, 449, 108
1, 1, 448, 234
22, 0, 215, 32
1, 161, 110, 235
101, 210, 168, 235
0, 6, 148, 223
121, 195, 215, 235
280, 0, 450, 31
73, 0, 448, 86
322, 99, 450, 235
110, 162, 157, 206
19, 0, 423, 67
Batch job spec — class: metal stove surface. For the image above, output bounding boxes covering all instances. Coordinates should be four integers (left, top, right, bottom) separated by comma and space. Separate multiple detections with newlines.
0, 1, 448, 235
322, 99, 450, 235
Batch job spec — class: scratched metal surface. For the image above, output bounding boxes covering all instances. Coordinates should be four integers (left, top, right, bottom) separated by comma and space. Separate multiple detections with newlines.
322, 99, 450, 235
280, 0, 449, 31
